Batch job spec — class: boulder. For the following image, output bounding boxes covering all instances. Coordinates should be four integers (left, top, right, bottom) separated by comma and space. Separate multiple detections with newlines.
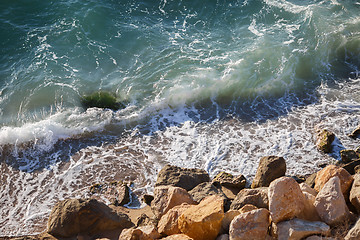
220, 210, 241, 234
276, 218, 330, 240
137, 225, 161, 239
178, 195, 224, 240
47, 199, 133, 238
300, 183, 318, 197
314, 176, 350, 226
216, 234, 229, 240
345, 217, 360, 240
212, 172, 246, 189
251, 156, 286, 188
298, 191, 321, 222
151, 186, 196, 219
239, 204, 258, 213
350, 174, 360, 213
268, 177, 305, 223
142, 194, 154, 206
341, 150, 359, 163
314, 165, 353, 195
305, 173, 317, 188
230, 187, 269, 210
349, 125, 360, 139
316, 129, 335, 153
158, 203, 192, 236
229, 208, 270, 240
119, 228, 150, 240
342, 159, 360, 175
161, 234, 194, 240
188, 182, 227, 203
305, 236, 335, 240
155, 165, 210, 191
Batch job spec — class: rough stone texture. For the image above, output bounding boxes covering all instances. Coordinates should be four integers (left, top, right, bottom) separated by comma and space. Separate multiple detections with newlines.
230, 187, 269, 210
343, 159, 360, 175
345, 217, 360, 240
314, 176, 350, 226
89, 181, 131, 206
239, 204, 258, 213
298, 191, 321, 222
229, 208, 270, 240
300, 183, 318, 197
212, 172, 246, 189
157, 203, 192, 236
142, 194, 154, 206
151, 185, 196, 219
314, 165, 353, 195
316, 129, 335, 153
119, 228, 150, 240
349, 125, 360, 139
251, 156, 286, 188
178, 195, 224, 240
350, 174, 360, 213
305, 236, 335, 240
305, 173, 317, 188
137, 225, 161, 239
116, 183, 131, 206
188, 182, 227, 203
276, 218, 330, 240
47, 199, 133, 238
161, 234, 194, 240
220, 210, 241, 234
155, 165, 210, 191
341, 149, 360, 163
268, 177, 305, 223
216, 234, 229, 240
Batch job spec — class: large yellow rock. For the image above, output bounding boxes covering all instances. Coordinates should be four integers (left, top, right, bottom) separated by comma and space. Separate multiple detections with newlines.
314, 165, 353, 195
178, 195, 224, 240
268, 177, 305, 223
157, 203, 192, 236
161, 234, 194, 240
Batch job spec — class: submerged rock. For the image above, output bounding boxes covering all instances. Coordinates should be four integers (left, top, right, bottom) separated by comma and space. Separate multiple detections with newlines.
349, 126, 360, 139
81, 91, 125, 110
251, 156, 286, 188
316, 129, 335, 153
155, 165, 210, 191
47, 198, 133, 238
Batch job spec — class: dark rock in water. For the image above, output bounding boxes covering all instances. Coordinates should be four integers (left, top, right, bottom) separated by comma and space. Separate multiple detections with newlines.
290, 175, 306, 183
341, 159, 360, 175
316, 129, 335, 153
212, 171, 246, 190
81, 91, 125, 110
251, 156, 286, 188
155, 165, 210, 191
116, 183, 131, 206
89, 181, 130, 206
349, 126, 360, 139
340, 149, 360, 163
305, 173, 317, 188
189, 182, 227, 203
47, 198, 133, 238
230, 187, 269, 210
142, 194, 154, 206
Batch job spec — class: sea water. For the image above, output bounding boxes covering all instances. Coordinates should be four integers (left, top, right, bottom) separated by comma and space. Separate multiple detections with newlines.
0, 0, 359, 235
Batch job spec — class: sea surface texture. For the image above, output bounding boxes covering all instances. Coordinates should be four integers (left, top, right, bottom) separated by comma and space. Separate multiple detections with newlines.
0, 0, 359, 236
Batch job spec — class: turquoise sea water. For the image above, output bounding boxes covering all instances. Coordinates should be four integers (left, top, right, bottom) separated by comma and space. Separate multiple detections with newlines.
0, 0, 359, 236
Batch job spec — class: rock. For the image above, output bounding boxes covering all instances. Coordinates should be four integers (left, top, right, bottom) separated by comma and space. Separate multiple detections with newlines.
116, 183, 131, 206
158, 203, 192, 236
300, 183, 318, 197
314, 176, 350, 226
239, 204, 258, 213
342, 159, 360, 175
178, 195, 224, 240
298, 191, 321, 222
136, 213, 154, 227
212, 172, 246, 189
137, 225, 161, 239
89, 181, 131, 206
142, 194, 154, 205
276, 218, 330, 240
349, 125, 360, 139
216, 234, 229, 240
305, 236, 335, 240
230, 187, 269, 210
155, 165, 210, 191
161, 234, 194, 240
229, 208, 270, 240
188, 182, 227, 203
251, 156, 286, 188
151, 185, 196, 219
345, 217, 360, 240
350, 174, 360, 213
268, 176, 305, 223
314, 165, 353, 195
119, 228, 150, 240
305, 173, 317, 188
341, 150, 360, 163
47, 199, 133, 238
220, 210, 241, 234
316, 129, 335, 153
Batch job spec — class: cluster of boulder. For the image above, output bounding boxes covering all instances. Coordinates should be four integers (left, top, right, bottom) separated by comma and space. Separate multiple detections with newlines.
42, 150, 360, 240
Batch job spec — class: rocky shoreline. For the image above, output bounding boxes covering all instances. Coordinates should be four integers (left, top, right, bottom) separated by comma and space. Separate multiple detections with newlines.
4, 127, 360, 240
